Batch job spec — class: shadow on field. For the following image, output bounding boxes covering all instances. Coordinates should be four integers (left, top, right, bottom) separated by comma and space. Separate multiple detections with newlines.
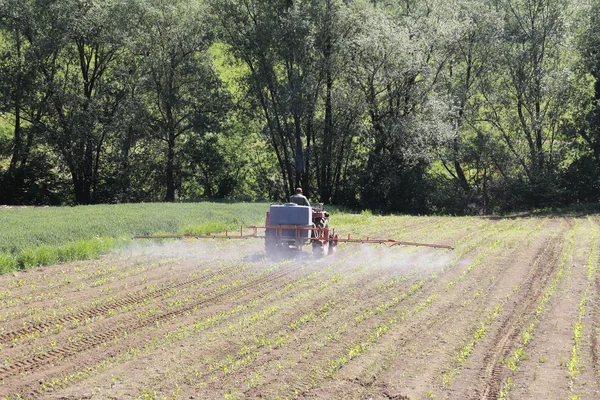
482, 203, 600, 219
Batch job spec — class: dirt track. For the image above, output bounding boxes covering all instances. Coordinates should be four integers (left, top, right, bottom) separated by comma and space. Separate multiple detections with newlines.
1, 215, 599, 399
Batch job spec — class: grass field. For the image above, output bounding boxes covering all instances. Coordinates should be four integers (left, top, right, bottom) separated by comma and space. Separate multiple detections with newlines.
0, 203, 386, 274
0, 203, 270, 273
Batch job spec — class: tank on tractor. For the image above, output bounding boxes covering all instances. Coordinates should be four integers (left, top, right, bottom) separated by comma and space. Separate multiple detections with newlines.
264, 203, 338, 258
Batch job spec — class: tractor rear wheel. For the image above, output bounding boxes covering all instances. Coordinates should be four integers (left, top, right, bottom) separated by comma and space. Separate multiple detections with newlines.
312, 240, 329, 258
328, 234, 338, 255
265, 238, 278, 257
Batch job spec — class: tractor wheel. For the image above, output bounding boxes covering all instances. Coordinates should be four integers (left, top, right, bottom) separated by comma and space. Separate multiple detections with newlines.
312, 240, 328, 258
315, 220, 328, 239
265, 238, 278, 257
328, 234, 338, 255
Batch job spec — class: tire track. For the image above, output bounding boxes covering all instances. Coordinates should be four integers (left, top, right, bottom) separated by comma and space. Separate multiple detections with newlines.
472, 226, 565, 400
0, 259, 307, 383
343, 221, 545, 392
0, 261, 254, 345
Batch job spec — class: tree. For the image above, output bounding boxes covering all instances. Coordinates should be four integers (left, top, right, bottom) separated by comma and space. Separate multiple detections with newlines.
139, 0, 225, 202
213, 0, 314, 197
44, 0, 142, 204
576, 0, 600, 160
0, 0, 67, 204
310, 0, 364, 204
479, 0, 579, 205
346, 1, 452, 212
435, 0, 505, 212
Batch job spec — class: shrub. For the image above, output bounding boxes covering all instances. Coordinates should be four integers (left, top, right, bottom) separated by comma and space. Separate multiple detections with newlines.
0, 254, 17, 274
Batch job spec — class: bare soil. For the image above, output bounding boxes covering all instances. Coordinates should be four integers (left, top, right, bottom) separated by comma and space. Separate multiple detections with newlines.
1, 215, 599, 399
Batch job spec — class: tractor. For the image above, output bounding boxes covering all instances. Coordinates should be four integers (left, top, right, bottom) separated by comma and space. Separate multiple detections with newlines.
264, 203, 338, 258
134, 204, 453, 255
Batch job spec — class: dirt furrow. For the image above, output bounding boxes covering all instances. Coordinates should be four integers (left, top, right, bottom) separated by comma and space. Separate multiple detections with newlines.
0, 261, 255, 345
463, 221, 571, 400
0, 259, 303, 388
508, 218, 600, 399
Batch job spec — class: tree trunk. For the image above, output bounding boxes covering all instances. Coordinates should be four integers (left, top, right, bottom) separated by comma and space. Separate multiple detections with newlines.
294, 113, 304, 192
120, 125, 134, 201
8, 107, 22, 173
92, 130, 107, 203
165, 109, 176, 202
305, 113, 312, 200
453, 137, 469, 191
319, 0, 334, 204
320, 69, 333, 203
7, 27, 23, 192
165, 139, 176, 202
71, 166, 91, 205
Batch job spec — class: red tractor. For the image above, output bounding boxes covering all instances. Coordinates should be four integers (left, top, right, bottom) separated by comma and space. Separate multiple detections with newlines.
264, 203, 338, 258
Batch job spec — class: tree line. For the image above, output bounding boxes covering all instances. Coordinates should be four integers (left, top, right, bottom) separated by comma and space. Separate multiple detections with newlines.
0, 0, 599, 213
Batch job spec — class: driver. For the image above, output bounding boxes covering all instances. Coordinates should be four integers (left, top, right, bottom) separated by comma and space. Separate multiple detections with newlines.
290, 187, 310, 206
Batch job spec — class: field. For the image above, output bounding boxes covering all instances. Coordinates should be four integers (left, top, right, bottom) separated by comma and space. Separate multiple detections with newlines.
0, 206, 599, 399
0, 203, 268, 273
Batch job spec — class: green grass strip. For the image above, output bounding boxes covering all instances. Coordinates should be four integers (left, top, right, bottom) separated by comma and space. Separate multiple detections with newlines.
0, 237, 127, 273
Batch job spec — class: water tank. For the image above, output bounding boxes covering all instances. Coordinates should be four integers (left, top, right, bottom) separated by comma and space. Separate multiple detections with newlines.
269, 203, 312, 238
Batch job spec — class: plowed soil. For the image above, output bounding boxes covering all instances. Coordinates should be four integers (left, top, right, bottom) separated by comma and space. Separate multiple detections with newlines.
1, 215, 599, 399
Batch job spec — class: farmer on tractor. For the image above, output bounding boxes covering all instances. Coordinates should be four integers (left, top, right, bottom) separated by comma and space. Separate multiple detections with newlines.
290, 187, 310, 206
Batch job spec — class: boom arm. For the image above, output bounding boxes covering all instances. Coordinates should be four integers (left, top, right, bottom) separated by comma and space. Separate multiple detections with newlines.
134, 225, 453, 250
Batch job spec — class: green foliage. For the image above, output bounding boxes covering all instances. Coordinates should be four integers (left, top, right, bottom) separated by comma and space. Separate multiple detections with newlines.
0, 115, 12, 157
0, 203, 269, 254
0, 0, 599, 212
0, 253, 18, 274
181, 223, 232, 235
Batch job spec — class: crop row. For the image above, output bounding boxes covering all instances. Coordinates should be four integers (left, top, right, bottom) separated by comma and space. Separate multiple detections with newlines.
498, 221, 580, 399
0, 259, 250, 342
4, 253, 354, 397
566, 218, 597, 399
0, 256, 297, 360
292, 218, 548, 399
2, 244, 368, 395
439, 221, 561, 391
